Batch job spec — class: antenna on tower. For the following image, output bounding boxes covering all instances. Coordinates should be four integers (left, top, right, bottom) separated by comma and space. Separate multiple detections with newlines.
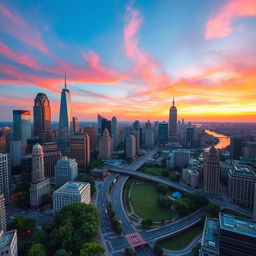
172, 95, 175, 106
64, 74, 67, 89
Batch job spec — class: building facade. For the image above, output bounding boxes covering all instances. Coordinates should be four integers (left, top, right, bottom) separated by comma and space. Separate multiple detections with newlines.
158, 122, 168, 145
111, 116, 118, 149
203, 146, 220, 194
0, 230, 18, 256
30, 144, 51, 207
72, 116, 80, 135
182, 168, 199, 188
0, 127, 10, 153
83, 127, 97, 150
230, 136, 243, 160
167, 149, 190, 169
55, 157, 78, 186
0, 194, 7, 231
53, 181, 91, 212
126, 135, 136, 159
13, 110, 31, 143
98, 128, 112, 160
168, 98, 177, 141
0, 154, 9, 202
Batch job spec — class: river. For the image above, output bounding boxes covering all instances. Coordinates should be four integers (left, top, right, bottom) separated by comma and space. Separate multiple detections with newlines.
204, 130, 230, 151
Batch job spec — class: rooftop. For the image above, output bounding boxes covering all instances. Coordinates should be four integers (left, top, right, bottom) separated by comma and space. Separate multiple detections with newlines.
219, 213, 256, 238
0, 230, 16, 249
202, 217, 219, 249
54, 181, 89, 195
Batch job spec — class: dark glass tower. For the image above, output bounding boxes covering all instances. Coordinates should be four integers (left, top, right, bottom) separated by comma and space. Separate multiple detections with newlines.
13, 110, 31, 143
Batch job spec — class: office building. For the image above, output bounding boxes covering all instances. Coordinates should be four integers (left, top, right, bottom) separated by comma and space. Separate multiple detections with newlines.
43, 147, 62, 178
158, 122, 168, 145
58, 77, 72, 155
0, 154, 9, 202
33, 93, 52, 142
53, 181, 91, 212
203, 145, 220, 194
243, 141, 256, 158
0, 230, 18, 256
144, 126, 154, 148
83, 127, 97, 150
168, 97, 177, 142
30, 144, 51, 207
126, 135, 136, 159
55, 157, 78, 186
13, 110, 31, 143
21, 155, 32, 182
10, 140, 26, 167
97, 114, 105, 136
230, 136, 243, 160
182, 168, 199, 188
0, 127, 10, 153
186, 126, 195, 148
72, 116, 80, 135
228, 165, 256, 208
70, 134, 90, 171
0, 194, 7, 231
167, 149, 190, 169
111, 116, 118, 149
98, 128, 112, 160
101, 118, 111, 136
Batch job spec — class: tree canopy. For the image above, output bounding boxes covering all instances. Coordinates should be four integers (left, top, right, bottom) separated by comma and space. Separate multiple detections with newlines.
80, 242, 105, 256
28, 243, 47, 256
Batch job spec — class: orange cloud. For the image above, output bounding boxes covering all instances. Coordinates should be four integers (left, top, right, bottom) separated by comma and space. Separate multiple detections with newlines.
205, 0, 256, 39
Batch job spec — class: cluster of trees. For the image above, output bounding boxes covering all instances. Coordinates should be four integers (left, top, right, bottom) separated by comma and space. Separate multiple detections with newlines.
75, 175, 96, 196
124, 180, 133, 212
156, 184, 169, 195
141, 219, 153, 229
108, 202, 122, 234
158, 196, 173, 209
18, 203, 104, 256
125, 248, 137, 256
8, 216, 35, 235
14, 182, 30, 209
204, 203, 221, 219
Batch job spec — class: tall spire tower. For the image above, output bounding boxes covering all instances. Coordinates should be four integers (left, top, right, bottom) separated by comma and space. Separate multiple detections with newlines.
168, 96, 177, 142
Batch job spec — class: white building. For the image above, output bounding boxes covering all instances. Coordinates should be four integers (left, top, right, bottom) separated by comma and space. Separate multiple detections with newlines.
126, 135, 136, 159
182, 168, 199, 188
0, 230, 18, 256
30, 143, 51, 207
0, 154, 9, 202
0, 194, 7, 232
53, 181, 91, 212
55, 157, 78, 186
167, 149, 190, 169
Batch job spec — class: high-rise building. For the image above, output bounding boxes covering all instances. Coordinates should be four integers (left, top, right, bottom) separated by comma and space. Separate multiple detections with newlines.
186, 126, 195, 148
144, 125, 154, 148
111, 116, 118, 149
0, 127, 10, 153
0, 194, 7, 231
53, 181, 91, 212
33, 93, 52, 142
0, 154, 9, 202
70, 134, 90, 171
72, 116, 80, 135
97, 114, 105, 136
13, 110, 31, 143
132, 120, 140, 152
30, 143, 51, 207
228, 165, 256, 208
168, 97, 177, 141
158, 122, 168, 145
203, 145, 220, 194
243, 141, 256, 158
230, 135, 243, 160
58, 77, 72, 155
0, 230, 18, 256
83, 127, 97, 150
21, 155, 32, 182
253, 184, 256, 221
101, 118, 111, 136
10, 140, 26, 167
126, 135, 136, 159
98, 128, 112, 160
55, 157, 78, 186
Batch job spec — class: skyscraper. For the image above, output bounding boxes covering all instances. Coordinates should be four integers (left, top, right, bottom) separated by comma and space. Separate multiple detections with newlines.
126, 135, 136, 159
101, 118, 111, 136
30, 143, 51, 207
33, 93, 52, 142
13, 110, 31, 143
168, 97, 177, 142
84, 127, 97, 150
158, 122, 168, 145
0, 154, 9, 202
111, 116, 118, 149
0, 127, 10, 153
98, 128, 112, 160
0, 194, 7, 231
230, 135, 243, 160
97, 114, 105, 136
72, 116, 80, 135
58, 76, 72, 155
203, 145, 220, 194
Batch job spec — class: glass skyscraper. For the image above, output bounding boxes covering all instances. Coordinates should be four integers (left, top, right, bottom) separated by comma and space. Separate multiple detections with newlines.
13, 110, 31, 143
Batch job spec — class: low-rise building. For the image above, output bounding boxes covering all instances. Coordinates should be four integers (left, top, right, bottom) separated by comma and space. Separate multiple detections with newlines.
182, 168, 199, 188
167, 149, 190, 169
0, 230, 18, 256
53, 181, 91, 212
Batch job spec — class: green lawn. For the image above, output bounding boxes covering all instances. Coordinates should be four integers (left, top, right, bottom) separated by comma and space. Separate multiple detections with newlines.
158, 223, 203, 250
130, 182, 176, 222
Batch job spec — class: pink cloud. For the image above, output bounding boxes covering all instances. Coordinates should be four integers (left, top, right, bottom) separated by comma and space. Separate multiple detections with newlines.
205, 0, 256, 39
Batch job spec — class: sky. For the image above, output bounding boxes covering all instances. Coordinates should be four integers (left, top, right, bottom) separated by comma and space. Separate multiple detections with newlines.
0, 0, 256, 122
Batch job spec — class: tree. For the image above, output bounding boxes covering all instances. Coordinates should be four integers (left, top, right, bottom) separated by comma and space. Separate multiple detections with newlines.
15, 193, 30, 208
75, 175, 96, 196
158, 196, 173, 209
31, 229, 48, 244
8, 216, 35, 234
54, 249, 70, 256
190, 193, 209, 208
80, 242, 105, 256
146, 219, 153, 227
174, 199, 190, 216
154, 244, 164, 256
205, 203, 220, 218
125, 248, 136, 256
141, 220, 147, 229
156, 184, 169, 195
28, 243, 47, 256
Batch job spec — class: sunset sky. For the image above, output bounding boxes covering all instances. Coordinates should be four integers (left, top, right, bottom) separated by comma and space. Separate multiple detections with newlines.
0, 0, 256, 122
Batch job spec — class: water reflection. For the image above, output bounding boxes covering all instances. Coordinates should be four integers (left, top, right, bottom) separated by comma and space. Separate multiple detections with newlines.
205, 130, 230, 151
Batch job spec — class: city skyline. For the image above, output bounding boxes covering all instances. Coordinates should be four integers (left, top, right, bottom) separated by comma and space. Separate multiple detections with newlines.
0, 0, 256, 122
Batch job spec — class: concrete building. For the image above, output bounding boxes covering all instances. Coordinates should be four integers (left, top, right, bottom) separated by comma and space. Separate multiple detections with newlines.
0, 127, 10, 153
203, 146, 220, 194
0, 154, 9, 202
13, 110, 31, 143
30, 144, 51, 207
72, 116, 80, 135
55, 157, 78, 186
230, 135, 243, 160
144, 127, 154, 148
167, 149, 190, 169
243, 141, 256, 158
98, 128, 112, 160
126, 135, 136, 159
0, 194, 7, 232
33, 93, 52, 142
182, 168, 199, 188
0, 230, 18, 256
228, 165, 256, 208
168, 97, 177, 142
70, 134, 90, 171
10, 140, 26, 167
53, 181, 91, 212
43, 149, 62, 178
84, 127, 97, 150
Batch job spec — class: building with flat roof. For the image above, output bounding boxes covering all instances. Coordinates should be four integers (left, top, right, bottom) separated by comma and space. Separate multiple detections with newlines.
167, 149, 190, 169
0, 154, 9, 202
0, 195, 7, 232
0, 230, 18, 256
53, 181, 90, 212
182, 168, 199, 188
98, 128, 112, 160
